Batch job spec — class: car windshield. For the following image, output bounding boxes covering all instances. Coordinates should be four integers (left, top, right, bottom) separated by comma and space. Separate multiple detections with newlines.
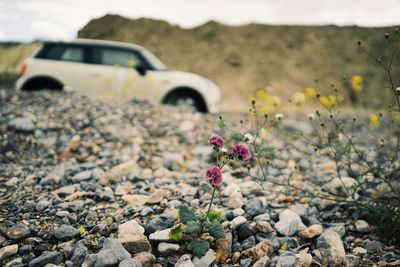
141, 49, 167, 70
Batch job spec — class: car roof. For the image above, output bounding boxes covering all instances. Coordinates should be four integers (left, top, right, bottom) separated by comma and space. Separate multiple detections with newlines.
43, 38, 146, 51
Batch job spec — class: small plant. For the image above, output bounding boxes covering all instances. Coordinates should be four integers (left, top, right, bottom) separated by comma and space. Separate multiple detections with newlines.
169, 135, 251, 257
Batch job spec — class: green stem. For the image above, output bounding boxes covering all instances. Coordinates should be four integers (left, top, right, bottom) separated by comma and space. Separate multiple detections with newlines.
205, 186, 217, 220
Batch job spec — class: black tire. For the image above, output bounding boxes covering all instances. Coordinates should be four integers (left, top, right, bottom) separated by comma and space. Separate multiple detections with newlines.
21, 77, 63, 91
163, 89, 208, 112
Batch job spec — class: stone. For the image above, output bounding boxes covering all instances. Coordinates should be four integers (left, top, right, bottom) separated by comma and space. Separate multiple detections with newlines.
72, 170, 92, 182
149, 228, 171, 242
352, 247, 367, 255
82, 254, 97, 267
216, 233, 232, 262
241, 236, 256, 250
354, 220, 370, 234
231, 216, 247, 230
252, 256, 271, 267
5, 177, 18, 187
176, 254, 195, 267
9, 116, 35, 132
157, 242, 180, 255
28, 251, 64, 267
237, 222, 255, 241
35, 200, 51, 212
122, 195, 149, 207
115, 184, 132, 196
240, 258, 253, 267
5, 257, 23, 267
245, 197, 267, 217
361, 239, 382, 253
54, 225, 79, 240
254, 213, 271, 222
57, 185, 76, 196
98, 187, 115, 201
179, 120, 195, 132
299, 224, 323, 239
67, 135, 81, 151
71, 241, 89, 266
95, 249, 120, 267
295, 249, 312, 267
118, 258, 142, 267
0, 244, 18, 261
322, 177, 356, 196
316, 230, 346, 267
274, 209, 306, 236
255, 221, 274, 233
132, 252, 155, 267
5, 224, 31, 240
345, 255, 360, 267
147, 189, 166, 204
103, 238, 131, 261
276, 253, 296, 267
101, 160, 137, 185
118, 220, 151, 254
241, 240, 272, 261
192, 249, 216, 267
327, 223, 345, 237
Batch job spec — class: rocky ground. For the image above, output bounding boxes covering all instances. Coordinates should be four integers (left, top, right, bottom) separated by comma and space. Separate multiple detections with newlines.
0, 89, 399, 267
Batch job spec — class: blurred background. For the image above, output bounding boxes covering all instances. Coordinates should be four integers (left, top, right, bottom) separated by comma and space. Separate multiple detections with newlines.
1, 0, 399, 111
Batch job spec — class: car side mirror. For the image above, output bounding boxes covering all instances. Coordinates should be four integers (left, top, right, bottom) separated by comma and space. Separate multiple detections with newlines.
135, 65, 147, 76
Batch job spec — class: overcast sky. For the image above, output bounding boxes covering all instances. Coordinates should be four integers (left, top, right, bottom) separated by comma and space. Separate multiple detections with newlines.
1, 0, 400, 41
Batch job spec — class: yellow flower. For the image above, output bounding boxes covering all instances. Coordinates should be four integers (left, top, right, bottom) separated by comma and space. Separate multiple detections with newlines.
79, 226, 86, 235
305, 87, 317, 99
351, 75, 363, 94
319, 95, 337, 109
271, 96, 281, 107
127, 59, 136, 68
256, 90, 271, 102
291, 92, 306, 106
369, 114, 380, 128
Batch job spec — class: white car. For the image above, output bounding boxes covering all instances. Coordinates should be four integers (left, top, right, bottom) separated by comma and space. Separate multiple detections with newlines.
16, 39, 221, 113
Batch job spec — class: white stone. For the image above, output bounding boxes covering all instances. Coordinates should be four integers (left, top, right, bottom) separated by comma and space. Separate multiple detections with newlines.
118, 219, 151, 254
231, 216, 247, 230
149, 228, 172, 242
192, 249, 216, 267
0, 244, 18, 261
158, 242, 180, 254
275, 209, 306, 236
176, 254, 195, 267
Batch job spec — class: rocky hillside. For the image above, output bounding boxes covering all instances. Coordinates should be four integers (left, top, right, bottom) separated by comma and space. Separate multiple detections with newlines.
78, 14, 400, 110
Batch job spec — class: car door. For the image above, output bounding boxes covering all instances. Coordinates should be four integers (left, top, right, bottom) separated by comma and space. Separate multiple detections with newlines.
88, 46, 148, 101
33, 43, 90, 92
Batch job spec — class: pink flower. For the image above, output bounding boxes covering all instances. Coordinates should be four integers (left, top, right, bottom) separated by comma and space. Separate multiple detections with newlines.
232, 144, 251, 163
205, 166, 223, 186
208, 135, 225, 149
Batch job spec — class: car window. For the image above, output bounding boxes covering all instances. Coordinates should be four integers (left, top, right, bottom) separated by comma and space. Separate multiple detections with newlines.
60, 47, 83, 62
36, 44, 84, 63
93, 47, 145, 68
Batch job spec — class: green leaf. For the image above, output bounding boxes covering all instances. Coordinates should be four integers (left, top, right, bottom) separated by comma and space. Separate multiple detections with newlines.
179, 205, 196, 224
190, 239, 209, 258
169, 224, 184, 241
208, 222, 225, 239
207, 210, 221, 223
184, 221, 201, 237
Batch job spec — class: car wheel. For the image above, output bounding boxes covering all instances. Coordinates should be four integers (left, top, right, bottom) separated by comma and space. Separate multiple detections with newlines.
166, 94, 200, 111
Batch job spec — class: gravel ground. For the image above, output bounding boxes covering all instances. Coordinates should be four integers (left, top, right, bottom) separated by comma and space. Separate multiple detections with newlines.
0, 89, 399, 267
